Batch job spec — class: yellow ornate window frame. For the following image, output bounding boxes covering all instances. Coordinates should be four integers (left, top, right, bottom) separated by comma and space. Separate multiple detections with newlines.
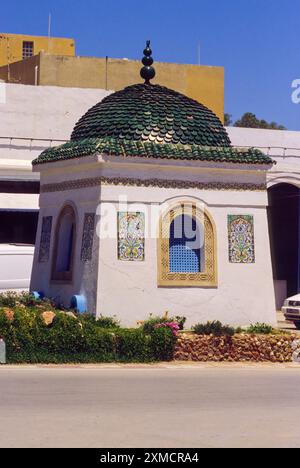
158, 203, 218, 288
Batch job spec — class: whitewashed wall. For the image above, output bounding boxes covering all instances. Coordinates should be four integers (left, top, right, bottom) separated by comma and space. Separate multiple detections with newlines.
0, 83, 112, 190
0, 83, 111, 141
97, 190, 275, 328
228, 127, 300, 308
227, 127, 300, 188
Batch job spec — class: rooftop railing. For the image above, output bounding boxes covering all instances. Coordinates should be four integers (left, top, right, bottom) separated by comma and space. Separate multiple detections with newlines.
1, 136, 300, 158
0, 136, 67, 149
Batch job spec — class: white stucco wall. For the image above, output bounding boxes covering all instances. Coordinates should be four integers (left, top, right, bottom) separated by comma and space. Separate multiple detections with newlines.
0, 83, 111, 141
227, 127, 300, 309
97, 191, 275, 328
31, 155, 276, 328
31, 189, 100, 314
0, 83, 112, 191
227, 127, 300, 188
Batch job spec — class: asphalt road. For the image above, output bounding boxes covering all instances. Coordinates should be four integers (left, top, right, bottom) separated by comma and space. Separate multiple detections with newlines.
0, 364, 300, 448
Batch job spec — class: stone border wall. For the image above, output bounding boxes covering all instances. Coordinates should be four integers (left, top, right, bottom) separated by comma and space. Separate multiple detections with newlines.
175, 334, 297, 363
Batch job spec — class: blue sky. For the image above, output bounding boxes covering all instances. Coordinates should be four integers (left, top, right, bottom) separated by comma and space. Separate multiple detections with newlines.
2, 0, 300, 129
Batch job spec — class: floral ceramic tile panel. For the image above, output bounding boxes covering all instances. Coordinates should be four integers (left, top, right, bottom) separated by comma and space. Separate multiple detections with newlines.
38, 216, 53, 263
118, 212, 145, 262
81, 213, 95, 262
228, 215, 255, 264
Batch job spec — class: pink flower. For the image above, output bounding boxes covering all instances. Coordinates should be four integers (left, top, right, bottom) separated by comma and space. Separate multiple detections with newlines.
154, 322, 180, 336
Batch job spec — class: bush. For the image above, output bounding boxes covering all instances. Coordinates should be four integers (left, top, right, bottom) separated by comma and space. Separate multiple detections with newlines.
79, 313, 120, 329
193, 321, 235, 337
0, 306, 177, 364
149, 327, 177, 361
246, 323, 275, 335
96, 315, 120, 329
141, 316, 168, 334
142, 314, 186, 333
115, 329, 151, 361
0, 308, 42, 351
0, 291, 20, 308
39, 313, 86, 353
116, 327, 177, 362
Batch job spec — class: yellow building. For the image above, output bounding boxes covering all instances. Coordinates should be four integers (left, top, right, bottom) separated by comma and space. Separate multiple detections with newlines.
0, 33, 75, 67
38, 54, 224, 122
0, 36, 224, 122
0, 52, 224, 122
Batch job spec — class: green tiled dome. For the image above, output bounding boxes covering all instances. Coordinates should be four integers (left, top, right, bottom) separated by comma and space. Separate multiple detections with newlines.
34, 42, 273, 167
33, 82, 273, 167
71, 83, 231, 147
33, 137, 273, 166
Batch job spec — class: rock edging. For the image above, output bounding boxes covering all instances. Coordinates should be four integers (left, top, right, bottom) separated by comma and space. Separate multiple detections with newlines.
175, 333, 296, 363
292, 339, 300, 363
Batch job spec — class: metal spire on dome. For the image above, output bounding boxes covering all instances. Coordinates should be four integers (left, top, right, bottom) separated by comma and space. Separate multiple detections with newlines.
140, 40, 156, 84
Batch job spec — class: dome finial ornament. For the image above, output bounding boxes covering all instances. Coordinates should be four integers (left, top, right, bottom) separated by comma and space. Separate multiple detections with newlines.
140, 40, 156, 84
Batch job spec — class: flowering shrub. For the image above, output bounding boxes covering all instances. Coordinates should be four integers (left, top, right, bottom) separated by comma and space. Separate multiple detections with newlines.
0, 304, 177, 363
155, 322, 180, 336
142, 314, 186, 334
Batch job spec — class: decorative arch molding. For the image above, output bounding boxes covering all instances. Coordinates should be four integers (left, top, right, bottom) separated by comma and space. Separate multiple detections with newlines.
267, 177, 300, 190
159, 195, 210, 211
157, 201, 218, 288
51, 203, 77, 282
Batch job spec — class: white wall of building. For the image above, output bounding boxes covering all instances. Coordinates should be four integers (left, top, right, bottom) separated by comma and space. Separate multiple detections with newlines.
0, 83, 112, 184
227, 127, 300, 187
0, 84, 111, 291
97, 192, 275, 328
0, 83, 111, 141
227, 127, 300, 308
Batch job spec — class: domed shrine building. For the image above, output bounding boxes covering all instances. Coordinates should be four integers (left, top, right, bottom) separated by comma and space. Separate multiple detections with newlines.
30, 43, 276, 327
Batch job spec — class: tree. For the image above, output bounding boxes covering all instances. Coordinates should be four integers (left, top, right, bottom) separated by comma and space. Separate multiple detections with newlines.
224, 113, 233, 126
234, 112, 286, 130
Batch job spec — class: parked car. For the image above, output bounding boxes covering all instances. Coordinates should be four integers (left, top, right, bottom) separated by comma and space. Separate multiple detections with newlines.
282, 294, 300, 329
0, 244, 34, 292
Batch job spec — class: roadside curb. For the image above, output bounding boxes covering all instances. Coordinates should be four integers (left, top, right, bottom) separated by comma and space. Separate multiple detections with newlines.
1, 361, 300, 370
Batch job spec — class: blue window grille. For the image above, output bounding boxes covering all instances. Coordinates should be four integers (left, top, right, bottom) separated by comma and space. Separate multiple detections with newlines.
169, 215, 203, 273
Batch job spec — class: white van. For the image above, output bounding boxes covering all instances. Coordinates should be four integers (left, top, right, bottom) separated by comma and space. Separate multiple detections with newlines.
0, 244, 34, 292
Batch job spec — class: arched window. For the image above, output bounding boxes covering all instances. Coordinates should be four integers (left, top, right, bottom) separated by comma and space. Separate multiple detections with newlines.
52, 205, 76, 282
158, 203, 217, 287
169, 215, 204, 273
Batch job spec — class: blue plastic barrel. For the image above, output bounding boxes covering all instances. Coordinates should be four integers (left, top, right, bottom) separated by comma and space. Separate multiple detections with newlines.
31, 291, 45, 300
70, 295, 87, 314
